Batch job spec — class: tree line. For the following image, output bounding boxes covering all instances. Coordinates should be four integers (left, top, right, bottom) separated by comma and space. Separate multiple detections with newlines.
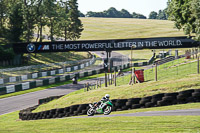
80, 7, 168, 20
0, 0, 83, 44
149, 9, 168, 20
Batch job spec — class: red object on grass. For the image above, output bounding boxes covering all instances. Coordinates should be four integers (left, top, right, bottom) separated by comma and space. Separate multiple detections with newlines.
134, 69, 144, 82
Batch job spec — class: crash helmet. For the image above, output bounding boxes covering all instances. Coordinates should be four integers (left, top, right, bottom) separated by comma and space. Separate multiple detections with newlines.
105, 94, 110, 99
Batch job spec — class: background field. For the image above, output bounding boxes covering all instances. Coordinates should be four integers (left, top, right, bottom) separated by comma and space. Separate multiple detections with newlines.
80, 18, 185, 40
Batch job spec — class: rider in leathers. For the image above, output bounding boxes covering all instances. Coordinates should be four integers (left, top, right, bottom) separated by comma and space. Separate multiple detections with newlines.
95, 94, 110, 108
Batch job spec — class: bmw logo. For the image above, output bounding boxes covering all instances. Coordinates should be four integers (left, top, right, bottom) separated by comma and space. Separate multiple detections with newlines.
27, 43, 35, 52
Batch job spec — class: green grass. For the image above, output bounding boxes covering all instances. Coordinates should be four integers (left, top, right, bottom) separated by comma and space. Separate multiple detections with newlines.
0, 52, 90, 69
33, 57, 200, 112
26, 52, 89, 65
145, 58, 199, 81
0, 111, 200, 133
116, 49, 153, 63
35, 18, 185, 41
34, 73, 200, 112
80, 18, 185, 40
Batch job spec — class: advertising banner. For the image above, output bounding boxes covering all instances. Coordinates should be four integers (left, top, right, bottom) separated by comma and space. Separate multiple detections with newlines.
13, 36, 199, 53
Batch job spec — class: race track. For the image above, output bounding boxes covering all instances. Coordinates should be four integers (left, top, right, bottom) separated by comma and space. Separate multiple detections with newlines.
72, 109, 200, 118
0, 51, 128, 115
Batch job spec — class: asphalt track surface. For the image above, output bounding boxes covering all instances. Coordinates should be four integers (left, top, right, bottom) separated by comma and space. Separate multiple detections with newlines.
0, 51, 128, 115
72, 109, 200, 118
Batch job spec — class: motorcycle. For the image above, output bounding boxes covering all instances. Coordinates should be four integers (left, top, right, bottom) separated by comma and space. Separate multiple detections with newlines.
87, 101, 113, 116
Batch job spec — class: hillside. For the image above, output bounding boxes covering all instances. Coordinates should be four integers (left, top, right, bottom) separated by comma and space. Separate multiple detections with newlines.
34, 57, 200, 112
80, 18, 185, 40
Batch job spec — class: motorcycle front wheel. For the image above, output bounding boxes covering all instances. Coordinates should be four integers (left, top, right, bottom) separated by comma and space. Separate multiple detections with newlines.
104, 106, 112, 115
87, 108, 95, 116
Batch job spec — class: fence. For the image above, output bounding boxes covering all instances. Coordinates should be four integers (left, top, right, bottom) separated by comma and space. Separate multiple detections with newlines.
84, 49, 200, 91
145, 56, 199, 82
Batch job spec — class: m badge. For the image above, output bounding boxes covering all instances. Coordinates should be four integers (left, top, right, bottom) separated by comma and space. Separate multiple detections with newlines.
38, 45, 50, 51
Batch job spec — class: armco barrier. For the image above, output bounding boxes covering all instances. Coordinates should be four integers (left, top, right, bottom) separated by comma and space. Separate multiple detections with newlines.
0, 56, 96, 85
19, 88, 200, 120
0, 67, 106, 96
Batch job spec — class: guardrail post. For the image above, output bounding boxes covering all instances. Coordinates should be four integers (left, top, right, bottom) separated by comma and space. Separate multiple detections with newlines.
133, 68, 135, 84
198, 56, 199, 74
114, 70, 116, 86
96, 81, 98, 88
87, 82, 89, 91
155, 63, 158, 81
111, 72, 113, 85
99, 79, 101, 88
105, 72, 107, 87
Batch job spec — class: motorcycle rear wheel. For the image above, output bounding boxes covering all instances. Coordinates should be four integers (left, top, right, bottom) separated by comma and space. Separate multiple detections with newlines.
87, 108, 95, 116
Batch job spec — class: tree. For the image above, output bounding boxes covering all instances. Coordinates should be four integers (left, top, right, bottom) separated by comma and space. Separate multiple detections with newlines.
191, 0, 200, 40
22, 0, 38, 42
56, 1, 69, 41
132, 12, 146, 19
0, 0, 8, 38
79, 11, 85, 17
44, 0, 58, 42
86, 7, 134, 18
105, 7, 121, 18
7, 1, 24, 42
120, 9, 132, 18
149, 11, 158, 19
157, 9, 167, 20
66, 0, 84, 40
167, 0, 196, 36
35, 0, 47, 42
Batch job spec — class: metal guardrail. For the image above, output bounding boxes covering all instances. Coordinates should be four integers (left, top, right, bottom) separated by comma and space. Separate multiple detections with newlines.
0, 56, 96, 86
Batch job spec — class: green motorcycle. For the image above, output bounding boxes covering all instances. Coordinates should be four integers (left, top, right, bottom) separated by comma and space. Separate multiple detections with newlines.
87, 101, 113, 116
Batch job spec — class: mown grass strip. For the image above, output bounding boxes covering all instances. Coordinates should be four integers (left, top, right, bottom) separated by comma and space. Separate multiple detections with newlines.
0, 110, 200, 133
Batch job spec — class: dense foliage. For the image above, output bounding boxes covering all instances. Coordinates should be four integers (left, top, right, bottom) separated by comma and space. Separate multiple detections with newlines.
0, 46, 14, 61
167, 0, 200, 40
149, 9, 168, 20
0, 0, 84, 43
85, 7, 168, 20
86, 7, 147, 19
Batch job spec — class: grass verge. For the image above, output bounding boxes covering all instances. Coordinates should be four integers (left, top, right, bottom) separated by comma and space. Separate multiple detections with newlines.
0, 109, 200, 133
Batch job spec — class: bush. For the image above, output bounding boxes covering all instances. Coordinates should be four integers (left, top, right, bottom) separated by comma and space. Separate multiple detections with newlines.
0, 46, 15, 61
